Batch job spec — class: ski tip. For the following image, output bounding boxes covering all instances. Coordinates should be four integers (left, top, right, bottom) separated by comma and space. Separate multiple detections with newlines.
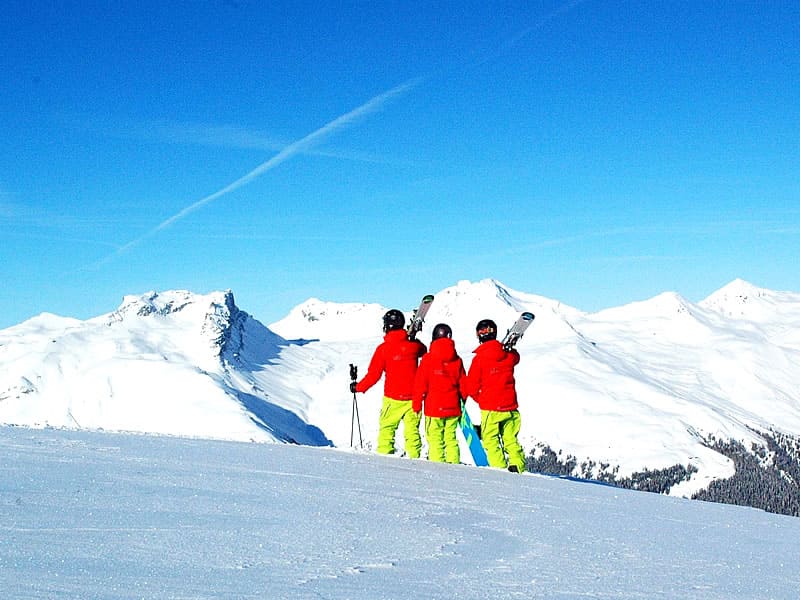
422, 294, 434, 303
522, 312, 535, 320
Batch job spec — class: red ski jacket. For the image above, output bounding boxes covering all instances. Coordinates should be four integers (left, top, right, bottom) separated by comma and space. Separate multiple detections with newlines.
412, 337, 467, 417
463, 339, 520, 412
355, 329, 426, 401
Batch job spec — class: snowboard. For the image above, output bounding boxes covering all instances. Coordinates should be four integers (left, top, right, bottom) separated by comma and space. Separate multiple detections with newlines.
459, 402, 488, 467
501, 311, 535, 351
406, 294, 434, 341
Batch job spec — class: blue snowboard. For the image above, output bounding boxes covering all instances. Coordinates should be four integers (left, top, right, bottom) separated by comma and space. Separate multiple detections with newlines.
459, 403, 488, 466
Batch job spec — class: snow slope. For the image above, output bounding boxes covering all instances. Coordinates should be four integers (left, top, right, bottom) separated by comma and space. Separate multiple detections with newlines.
3, 279, 800, 499
0, 290, 329, 446
271, 279, 800, 496
1, 425, 798, 600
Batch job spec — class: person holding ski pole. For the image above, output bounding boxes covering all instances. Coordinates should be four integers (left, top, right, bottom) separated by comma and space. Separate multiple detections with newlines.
351, 309, 426, 458
463, 319, 526, 472
412, 323, 467, 464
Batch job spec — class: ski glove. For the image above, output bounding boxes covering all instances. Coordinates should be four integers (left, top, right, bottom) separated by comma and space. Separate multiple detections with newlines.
350, 382, 358, 394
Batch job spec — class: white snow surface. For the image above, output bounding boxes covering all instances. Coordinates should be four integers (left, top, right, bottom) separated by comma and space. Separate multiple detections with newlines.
0, 289, 328, 447
3, 279, 800, 498
1, 425, 799, 600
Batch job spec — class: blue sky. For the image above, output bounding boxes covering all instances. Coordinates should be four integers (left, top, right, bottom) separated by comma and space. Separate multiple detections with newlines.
2, 1, 798, 329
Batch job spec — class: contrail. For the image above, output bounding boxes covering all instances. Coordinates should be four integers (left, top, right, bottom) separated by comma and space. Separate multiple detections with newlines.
97, 78, 419, 265
472, 0, 589, 68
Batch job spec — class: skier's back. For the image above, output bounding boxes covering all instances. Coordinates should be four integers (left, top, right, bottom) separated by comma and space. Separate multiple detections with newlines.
463, 319, 525, 472
353, 309, 426, 457
413, 323, 466, 464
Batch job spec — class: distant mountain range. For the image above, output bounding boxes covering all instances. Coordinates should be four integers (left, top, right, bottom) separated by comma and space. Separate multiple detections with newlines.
3, 279, 800, 511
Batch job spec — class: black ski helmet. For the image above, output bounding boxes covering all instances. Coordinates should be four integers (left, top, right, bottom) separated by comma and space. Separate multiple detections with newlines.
476, 319, 497, 343
431, 323, 452, 341
382, 309, 405, 332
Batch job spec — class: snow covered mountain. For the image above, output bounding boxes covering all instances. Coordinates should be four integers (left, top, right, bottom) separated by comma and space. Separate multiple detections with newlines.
0, 290, 329, 446
3, 279, 800, 505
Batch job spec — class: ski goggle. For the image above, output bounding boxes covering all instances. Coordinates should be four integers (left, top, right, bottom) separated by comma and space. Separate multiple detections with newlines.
477, 325, 495, 337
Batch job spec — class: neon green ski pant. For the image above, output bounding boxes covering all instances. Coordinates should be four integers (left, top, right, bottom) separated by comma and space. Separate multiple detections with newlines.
480, 409, 526, 472
424, 416, 460, 464
377, 397, 422, 458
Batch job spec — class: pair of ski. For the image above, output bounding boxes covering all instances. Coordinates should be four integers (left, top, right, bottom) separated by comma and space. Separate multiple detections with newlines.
406, 294, 535, 467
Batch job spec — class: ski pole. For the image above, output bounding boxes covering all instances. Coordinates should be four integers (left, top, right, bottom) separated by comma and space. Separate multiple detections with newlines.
349, 364, 363, 448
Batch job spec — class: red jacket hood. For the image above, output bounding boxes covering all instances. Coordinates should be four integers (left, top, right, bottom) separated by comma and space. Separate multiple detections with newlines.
384, 329, 409, 343
473, 339, 507, 359
429, 337, 457, 361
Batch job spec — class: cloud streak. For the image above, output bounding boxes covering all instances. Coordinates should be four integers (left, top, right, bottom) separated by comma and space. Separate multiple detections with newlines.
96, 78, 419, 266
104, 119, 411, 166
472, 0, 589, 68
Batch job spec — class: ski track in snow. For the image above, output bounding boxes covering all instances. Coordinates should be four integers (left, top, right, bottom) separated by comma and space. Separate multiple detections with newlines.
2, 426, 800, 599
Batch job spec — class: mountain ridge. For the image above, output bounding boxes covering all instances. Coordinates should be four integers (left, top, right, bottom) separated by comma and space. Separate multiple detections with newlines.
0, 289, 329, 446
3, 279, 800, 509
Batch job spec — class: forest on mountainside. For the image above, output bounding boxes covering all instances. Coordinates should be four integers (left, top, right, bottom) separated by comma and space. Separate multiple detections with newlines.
525, 430, 800, 517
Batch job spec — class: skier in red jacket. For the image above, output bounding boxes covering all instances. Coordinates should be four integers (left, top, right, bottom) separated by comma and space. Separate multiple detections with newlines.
352, 309, 427, 457
412, 323, 467, 464
463, 318, 526, 472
